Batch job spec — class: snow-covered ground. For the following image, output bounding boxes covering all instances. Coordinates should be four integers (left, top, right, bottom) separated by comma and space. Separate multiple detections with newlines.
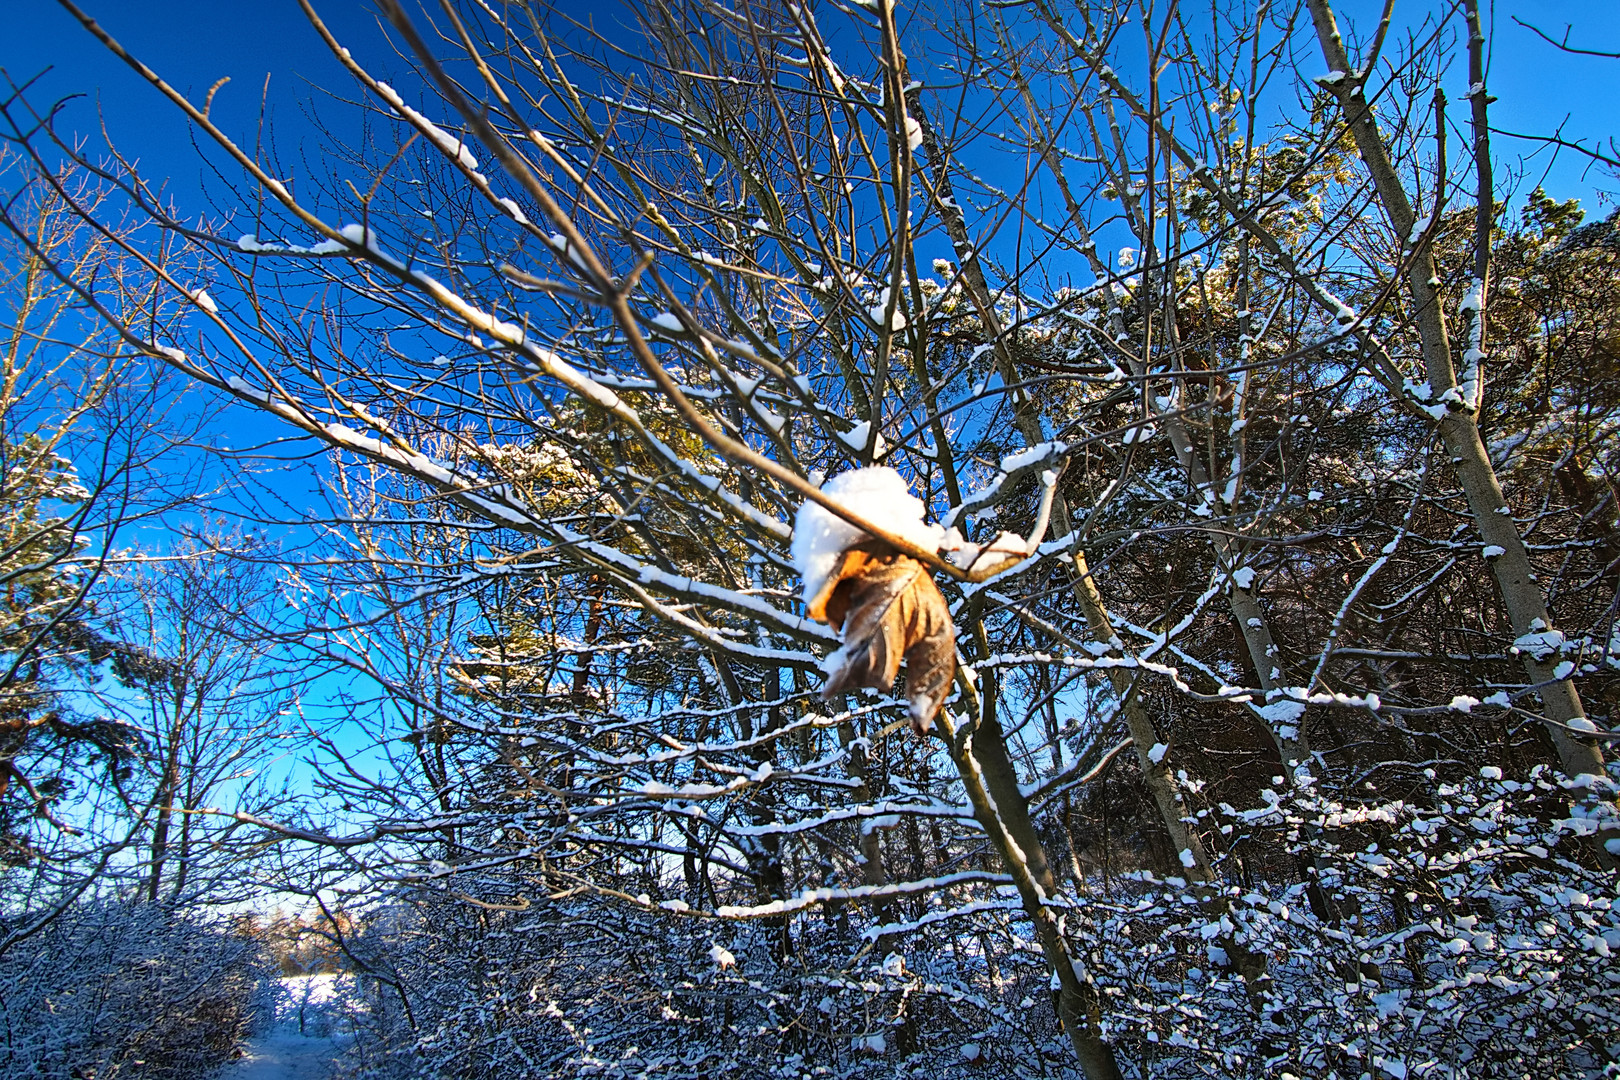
216, 975, 347, 1080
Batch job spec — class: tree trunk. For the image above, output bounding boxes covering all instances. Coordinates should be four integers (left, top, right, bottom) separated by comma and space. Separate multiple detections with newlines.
1306, 0, 1614, 864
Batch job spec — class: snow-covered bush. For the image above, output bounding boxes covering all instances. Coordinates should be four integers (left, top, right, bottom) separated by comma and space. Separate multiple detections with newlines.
0, 901, 271, 1079
1084, 767, 1620, 1078
331, 763, 1619, 1080
333, 891, 1070, 1080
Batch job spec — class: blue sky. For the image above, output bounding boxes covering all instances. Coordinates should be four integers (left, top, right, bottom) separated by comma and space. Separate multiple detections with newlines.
2, 1, 1616, 212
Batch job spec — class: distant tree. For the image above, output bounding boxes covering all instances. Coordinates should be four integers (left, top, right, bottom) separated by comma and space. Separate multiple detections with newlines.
0, 151, 221, 948
104, 539, 299, 905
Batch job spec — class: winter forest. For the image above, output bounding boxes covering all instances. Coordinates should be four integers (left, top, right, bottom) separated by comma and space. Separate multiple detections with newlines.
2, 0, 1618, 1076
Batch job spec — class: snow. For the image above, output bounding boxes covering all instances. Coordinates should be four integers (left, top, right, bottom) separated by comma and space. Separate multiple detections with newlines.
904, 114, 924, 152
495, 197, 530, 225
1256, 700, 1306, 725
949, 530, 1032, 574
707, 944, 736, 968
868, 299, 908, 330
1220, 474, 1240, 505
1148, 742, 1169, 764
1230, 566, 1257, 589
1000, 441, 1068, 473
338, 223, 376, 249
837, 421, 872, 452
189, 288, 218, 314
1511, 628, 1567, 660
791, 467, 944, 605
235, 233, 348, 256
546, 232, 590, 271
373, 80, 480, 170
1481, 544, 1506, 558
224, 375, 270, 403
217, 976, 346, 1080
650, 312, 685, 333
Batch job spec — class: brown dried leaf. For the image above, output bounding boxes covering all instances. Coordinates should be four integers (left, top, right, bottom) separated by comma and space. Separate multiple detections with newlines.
808, 540, 956, 734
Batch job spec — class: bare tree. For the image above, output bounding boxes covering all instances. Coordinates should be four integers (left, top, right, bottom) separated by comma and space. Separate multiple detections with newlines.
9, 0, 1619, 1074
0, 148, 222, 950
103, 539, 297, 905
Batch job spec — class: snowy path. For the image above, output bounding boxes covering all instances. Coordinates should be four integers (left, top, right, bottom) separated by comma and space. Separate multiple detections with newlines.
218, 1028, 341, 1080
216, 975, 346, 1080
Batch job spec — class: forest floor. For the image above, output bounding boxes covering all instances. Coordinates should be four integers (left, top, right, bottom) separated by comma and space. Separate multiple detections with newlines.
216, 975, 347, 1080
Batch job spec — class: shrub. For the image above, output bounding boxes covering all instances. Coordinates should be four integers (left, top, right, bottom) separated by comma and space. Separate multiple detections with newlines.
0, 901, 271, 1079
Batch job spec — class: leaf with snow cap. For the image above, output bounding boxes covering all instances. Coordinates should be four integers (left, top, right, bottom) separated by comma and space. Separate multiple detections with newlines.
807, 540, 955, 734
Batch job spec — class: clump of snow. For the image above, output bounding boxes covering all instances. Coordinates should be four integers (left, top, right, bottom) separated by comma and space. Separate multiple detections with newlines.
867, 286, 908, 330
495, 197, 530, 225
1376, 1056, 1409, 1079
792, 467, 944, 605
904, 115, 924, 152
707, 943, 736, 969
1256, 700, 1306, 725
948, 529, 1031, 574
1511, 628, 1567, 660
837, 421, 872, 452
339, 223, 377, 249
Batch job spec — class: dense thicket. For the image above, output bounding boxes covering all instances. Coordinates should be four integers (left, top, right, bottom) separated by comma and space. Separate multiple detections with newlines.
0, 901, 269, 1079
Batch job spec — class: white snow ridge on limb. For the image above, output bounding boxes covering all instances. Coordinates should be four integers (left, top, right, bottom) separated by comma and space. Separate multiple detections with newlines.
794, 468, 955, 734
